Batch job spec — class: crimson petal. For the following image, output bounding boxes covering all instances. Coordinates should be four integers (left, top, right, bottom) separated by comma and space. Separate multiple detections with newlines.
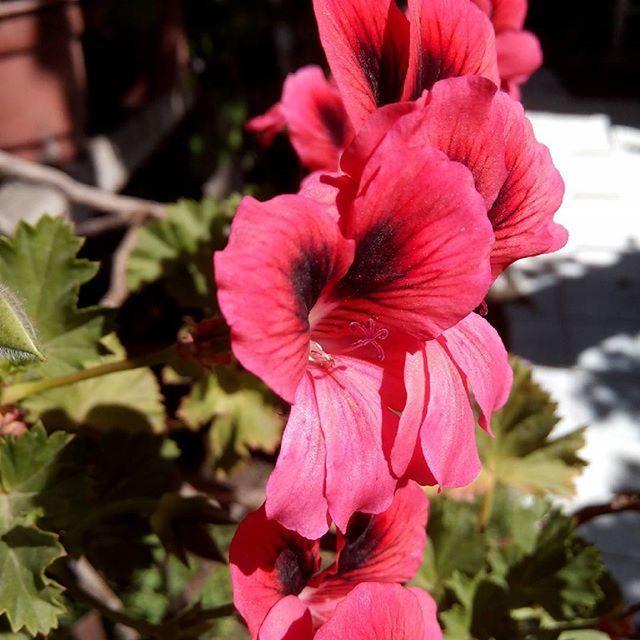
304, 482, 428, 622
313, 0, 410, 128
404, 0, 500, 100
259, 597, 314, 640
230, 507, 320, 639
318, 135, 494, 343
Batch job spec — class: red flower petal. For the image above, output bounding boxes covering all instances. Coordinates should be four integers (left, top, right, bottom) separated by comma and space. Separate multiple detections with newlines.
319, 135, 494, 343
440, 313, 512, 433
259, 597, 314, 640
230, 507, 321, 639
312, 0, 410, 128
215, 195, 353, 403
496, 30, 542, 85
247, 102, 287, 146
488, 0, 528, 31
416, 76, 508, 208
281, 66, 354, 171
314, 583, 439, 639
305, 482, 428, 622
489, 91, 567, 274
404, 0, 500, 100
407, 588, 444, 640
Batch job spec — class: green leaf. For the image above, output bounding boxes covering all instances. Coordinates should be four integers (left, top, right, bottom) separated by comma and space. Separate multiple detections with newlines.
0, 527, 66, 636
0, 285, 43, 363
127, 197, 239, 311
0, 216, 110, 379
177, 365, 283, 475
23, 336, 166, 433
477, 357, 587, 498
0, 425, 74, 635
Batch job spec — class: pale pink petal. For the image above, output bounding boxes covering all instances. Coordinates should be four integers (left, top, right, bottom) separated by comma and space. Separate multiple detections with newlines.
441, 313, 512, 432
418, 340, 481, 487
313, 354, 399, 533
266, 374, 331, 540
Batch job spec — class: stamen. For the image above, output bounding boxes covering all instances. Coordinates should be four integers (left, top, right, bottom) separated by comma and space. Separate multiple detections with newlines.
347, 318, 389, 361
308, 340, 335, 369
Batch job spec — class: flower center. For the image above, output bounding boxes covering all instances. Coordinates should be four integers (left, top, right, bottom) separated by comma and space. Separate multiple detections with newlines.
307, 318, 389, 369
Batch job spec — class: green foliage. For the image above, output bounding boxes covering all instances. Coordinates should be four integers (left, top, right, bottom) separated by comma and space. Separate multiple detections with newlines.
23, 336, 166, 433
177, 364, 283, 476
0, 217, 110, 379
415, 488, 619, 640
477, 357, 587, 498
126, 197, 240, 312
0, 425, 73, 636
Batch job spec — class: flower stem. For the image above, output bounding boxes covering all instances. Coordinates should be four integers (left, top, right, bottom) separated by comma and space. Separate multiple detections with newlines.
1, 346, 176, 405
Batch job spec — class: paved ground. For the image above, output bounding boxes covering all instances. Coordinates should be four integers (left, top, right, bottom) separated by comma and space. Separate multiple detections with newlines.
502, 71, 640, 602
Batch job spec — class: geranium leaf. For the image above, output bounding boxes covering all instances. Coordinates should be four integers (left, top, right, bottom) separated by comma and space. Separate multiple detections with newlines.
127, 197, 239, 311
23, 336, 166, 433
0, 217, 110, 379
177, 365, 283, 475
0, 285, 43, 363
0, 424, 75, 635
477, 357, 587, 498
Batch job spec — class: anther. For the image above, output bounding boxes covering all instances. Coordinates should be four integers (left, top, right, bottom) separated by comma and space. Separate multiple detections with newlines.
308, 340, 335, 369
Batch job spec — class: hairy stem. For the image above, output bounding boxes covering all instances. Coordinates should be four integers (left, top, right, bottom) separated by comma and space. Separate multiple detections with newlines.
1, 346, 176, 405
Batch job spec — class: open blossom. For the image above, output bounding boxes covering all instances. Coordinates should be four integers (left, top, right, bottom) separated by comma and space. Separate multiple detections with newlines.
471, 0, 542, 98
215, 125, 495, 537
230, 482, 441, 640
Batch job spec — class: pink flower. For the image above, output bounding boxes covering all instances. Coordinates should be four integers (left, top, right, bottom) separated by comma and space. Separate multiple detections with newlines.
471, 0, 542, 98
215, 129, 494, 537
247, 66, 354, 172
230, 483, 440, 639
312, 0, 499, 129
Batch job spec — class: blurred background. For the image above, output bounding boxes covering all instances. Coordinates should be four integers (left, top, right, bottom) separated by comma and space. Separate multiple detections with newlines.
0, 0, 638, 615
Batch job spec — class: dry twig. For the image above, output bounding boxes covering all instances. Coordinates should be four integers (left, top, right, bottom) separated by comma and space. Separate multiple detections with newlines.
0, 149, 167, 221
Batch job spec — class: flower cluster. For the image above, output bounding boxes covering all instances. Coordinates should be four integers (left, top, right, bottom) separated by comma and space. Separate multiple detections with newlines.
217, 0, 566, 636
